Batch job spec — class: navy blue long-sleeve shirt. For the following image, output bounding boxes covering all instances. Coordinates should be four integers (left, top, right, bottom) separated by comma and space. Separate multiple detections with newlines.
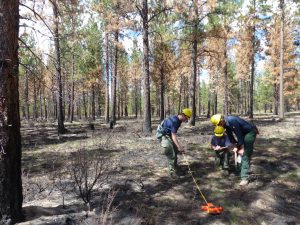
224, 116, 255, 147
162, 115, 182, 135
211, 134, 233, 149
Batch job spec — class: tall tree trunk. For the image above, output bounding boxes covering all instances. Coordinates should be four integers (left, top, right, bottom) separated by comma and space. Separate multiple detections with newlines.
249, 56, 255, 118
160, 67, 165, 121
171, 91, 175, 115
135, 81, 138, 118
223, 43, 229, 116
92, 85, 95, 121
166, 95, 170, 117
105, 33, 110, 123
249, 0, 256, 119
178, 76, 183, 114
279, 0, 285, 119
198, 78, 201, 116
189, 0, 198, 126
184, 77, 189, 108
237, 80, 242, 114
52, 91, 57, 120
142, 0, 152, 134
77, 98, 81, 119
82, 92, 87, 120
120, 97, 123, 117
39, 89, 43, 119
33, 77, 37, 120
273, 83, 279, 115
70, 79, 75, 123
24, 70, 30, 120
207, 92, 211, 118
139, 83, 143, 117
0, 1, 23, 222
156, 88, 160, 117
44, 95, 47, 120
112, 31, 118, 124
117, 81, 121, 119
53, 0, 66, 133
213, 91, 217, 114
97, 84, 101, 117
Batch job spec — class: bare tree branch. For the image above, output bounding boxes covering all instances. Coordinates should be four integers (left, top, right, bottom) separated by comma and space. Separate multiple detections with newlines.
148, 7, 172, 23
20, 23, 53, 39
20, 3, 54, 36
18, 37, 51, 69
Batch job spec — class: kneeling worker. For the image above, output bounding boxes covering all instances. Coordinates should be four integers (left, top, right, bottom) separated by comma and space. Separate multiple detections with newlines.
211, 126, 233, 172
210, 114, 257, 186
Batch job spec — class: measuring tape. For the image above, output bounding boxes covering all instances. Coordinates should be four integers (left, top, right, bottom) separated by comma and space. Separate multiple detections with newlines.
182, 152, 223, 214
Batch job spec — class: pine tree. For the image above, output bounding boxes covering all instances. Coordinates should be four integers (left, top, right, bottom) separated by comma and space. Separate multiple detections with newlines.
0, 1, 23, 223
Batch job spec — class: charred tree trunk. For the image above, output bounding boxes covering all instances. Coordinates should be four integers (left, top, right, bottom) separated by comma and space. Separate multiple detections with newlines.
178, 76, 183, 114
0, 1, 23, 222
70, 79, 75, 123
33, 77, 37, 120
105, 33, 110, 123
213, 91, 217, 114
117, 82, 121, 120
39, 89, 43, 119
155, 88, 160, 117
273, 83, 279, 115
189, 0, 198, 126
111, 31, 119, 124
223, 42, 229, 116
24, 70, 30, 120
92, 84, 95, 121
249, 24, 255, 118
135, 81, 138, 118
279, 0, 285, 119
159, 67, 165, 121
207, 92, 211, 118
141, 0, 152, 134
44, 95, 47, 120
166, 95, 170, 117
111, 31, 118, 124
82, 92, 87, 120
52, 0, 66, 133
198, 79, 201, 116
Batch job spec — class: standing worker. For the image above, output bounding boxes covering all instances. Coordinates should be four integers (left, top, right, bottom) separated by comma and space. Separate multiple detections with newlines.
156, 108, 192, 177
210, 114, 257, 186
211, 126, 233, 173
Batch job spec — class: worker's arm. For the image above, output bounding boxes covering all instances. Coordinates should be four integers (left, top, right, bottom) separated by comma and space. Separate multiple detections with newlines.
171, 132, 185, 153
224, 135, 234, 150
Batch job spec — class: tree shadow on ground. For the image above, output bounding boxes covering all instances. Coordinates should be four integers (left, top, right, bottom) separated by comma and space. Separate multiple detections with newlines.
22, 203, 84, 221
19, 117, 300, 225
106, 135, 300, 224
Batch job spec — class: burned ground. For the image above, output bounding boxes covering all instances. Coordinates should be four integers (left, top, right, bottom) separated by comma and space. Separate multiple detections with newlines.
18, 114, 300, 225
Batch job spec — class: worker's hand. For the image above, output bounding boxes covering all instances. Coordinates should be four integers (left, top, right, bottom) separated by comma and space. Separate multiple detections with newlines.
232, 147, 238, 153
238, 148, 244, 156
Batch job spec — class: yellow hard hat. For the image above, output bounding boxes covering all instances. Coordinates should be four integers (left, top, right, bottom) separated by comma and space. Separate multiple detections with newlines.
214, 126, 225, 137
210, 114, 222, 126
182, 108, 192, 119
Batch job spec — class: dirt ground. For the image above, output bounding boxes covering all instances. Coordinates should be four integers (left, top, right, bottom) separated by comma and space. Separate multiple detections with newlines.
17, 113, 300, 225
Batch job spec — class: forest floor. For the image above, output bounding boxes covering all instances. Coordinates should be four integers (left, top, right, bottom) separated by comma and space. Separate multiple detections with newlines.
17, 113, 300, 225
